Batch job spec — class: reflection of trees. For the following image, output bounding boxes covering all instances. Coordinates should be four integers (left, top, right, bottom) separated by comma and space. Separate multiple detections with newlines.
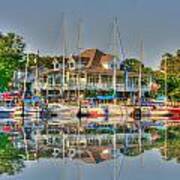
120, 146, 144, 157
0, 159, 24, 175
0, 134, 25, 175
158, 127, 180, 163
160, 139, 180, 163
119, 127, 180, 163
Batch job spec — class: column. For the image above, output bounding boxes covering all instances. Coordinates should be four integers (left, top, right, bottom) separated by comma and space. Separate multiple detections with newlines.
98, 74, 102, 87
52, 75, 55, 87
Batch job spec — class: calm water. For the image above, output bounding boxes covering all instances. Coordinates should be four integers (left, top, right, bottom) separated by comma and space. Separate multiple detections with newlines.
0, 149, 180, 180
0, 111, 180, 180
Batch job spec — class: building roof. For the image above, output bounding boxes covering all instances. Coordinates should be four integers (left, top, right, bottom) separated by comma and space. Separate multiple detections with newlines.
80, 48, 113, 68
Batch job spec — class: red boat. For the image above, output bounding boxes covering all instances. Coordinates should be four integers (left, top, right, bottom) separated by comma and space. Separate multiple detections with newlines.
89, 111, 105, 118
168, 107, 180, 114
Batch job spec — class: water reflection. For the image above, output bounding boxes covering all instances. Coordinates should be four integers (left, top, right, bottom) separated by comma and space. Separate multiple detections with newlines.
0, 115, 180, 179
0, 159, 24, 175
0, 134, 25, 175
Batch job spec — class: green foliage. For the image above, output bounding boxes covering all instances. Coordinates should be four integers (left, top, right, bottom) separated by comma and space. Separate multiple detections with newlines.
122, 58, 144, 72
0, 133, 10, 149
0, 134, 19, 158
28, 54, 62, 69
85, 89, 97, 98
161, 51, 180, 75
153, 71, 180, 100
122, 58, 153, 74
0, 33, 25, 91
0, 133, 24, 175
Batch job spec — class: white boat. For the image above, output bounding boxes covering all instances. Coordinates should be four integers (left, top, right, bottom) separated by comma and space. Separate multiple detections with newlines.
48, 103, 75, 117
0, 106, 15, 119
141, 106, 171, 117
0, 106, 15, 112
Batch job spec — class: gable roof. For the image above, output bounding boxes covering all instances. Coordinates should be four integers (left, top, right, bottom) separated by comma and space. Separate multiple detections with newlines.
80, 48, 113, 68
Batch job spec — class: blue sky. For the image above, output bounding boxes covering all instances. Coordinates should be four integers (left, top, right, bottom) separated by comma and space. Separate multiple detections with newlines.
1, 0, 180, 69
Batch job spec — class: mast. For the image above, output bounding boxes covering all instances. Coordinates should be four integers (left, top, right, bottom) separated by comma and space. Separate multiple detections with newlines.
138, 41, 144, 159
164, 55, 168, 158
138, 40, 144, 106
164, 120, 168, 159
112, 16, 118, 158
164, 56, 168, 106
116, 21, 127, 100
61, 14, 67, 99
23, 54, 29, 99
77, 19, 83, 105
76, 19, 83, 153
111, 18, 119, 180
112, 17, 119, 102
22, 53, 29, 160
112, 17, 117, 98
34, 50, 39, 96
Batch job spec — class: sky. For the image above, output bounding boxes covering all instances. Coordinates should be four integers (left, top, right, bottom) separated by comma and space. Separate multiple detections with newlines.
0, 0, 180, 69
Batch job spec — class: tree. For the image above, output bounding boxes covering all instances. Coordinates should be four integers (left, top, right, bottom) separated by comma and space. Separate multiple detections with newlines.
161, 52, 180, 75
120, 58, 144, 72
153, 71, 180, 100
0, 33, 25, 91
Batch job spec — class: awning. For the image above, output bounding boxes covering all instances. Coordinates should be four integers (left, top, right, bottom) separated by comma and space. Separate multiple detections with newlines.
97, 95, 115, 100
23, 96, 41, 103
156, 95, 166, 102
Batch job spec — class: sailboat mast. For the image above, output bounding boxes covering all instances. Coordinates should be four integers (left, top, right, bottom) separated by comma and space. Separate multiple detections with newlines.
164, 56, 168, 106
77, 19, 83, 104
112, 17, 118, 99
137, 41, 144, 159
22, 53, 29, 160
34, 50, 39, 95
23, 54, 29, 99
138, 40, 144, 106
164, 56, 168, 158
61, 14, 67, 98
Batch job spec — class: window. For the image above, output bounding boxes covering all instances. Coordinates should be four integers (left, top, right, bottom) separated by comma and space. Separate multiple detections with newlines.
68, 61, 75, 69
55, 74, 61, 84
116, 77, 123, 84
56, 63, 59, 69
70, 62, 74, 68
48, 76, 53, 85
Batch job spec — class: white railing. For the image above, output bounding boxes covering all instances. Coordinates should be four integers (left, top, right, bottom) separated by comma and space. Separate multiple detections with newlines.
40, 82, 151, 92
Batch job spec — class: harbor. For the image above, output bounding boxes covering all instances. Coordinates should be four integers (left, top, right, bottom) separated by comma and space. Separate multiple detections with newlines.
0, 0, 180, 179
0, 31, 180, 179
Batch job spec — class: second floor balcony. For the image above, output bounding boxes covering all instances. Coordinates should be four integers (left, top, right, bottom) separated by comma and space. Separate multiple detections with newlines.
40, 81, 150, 92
